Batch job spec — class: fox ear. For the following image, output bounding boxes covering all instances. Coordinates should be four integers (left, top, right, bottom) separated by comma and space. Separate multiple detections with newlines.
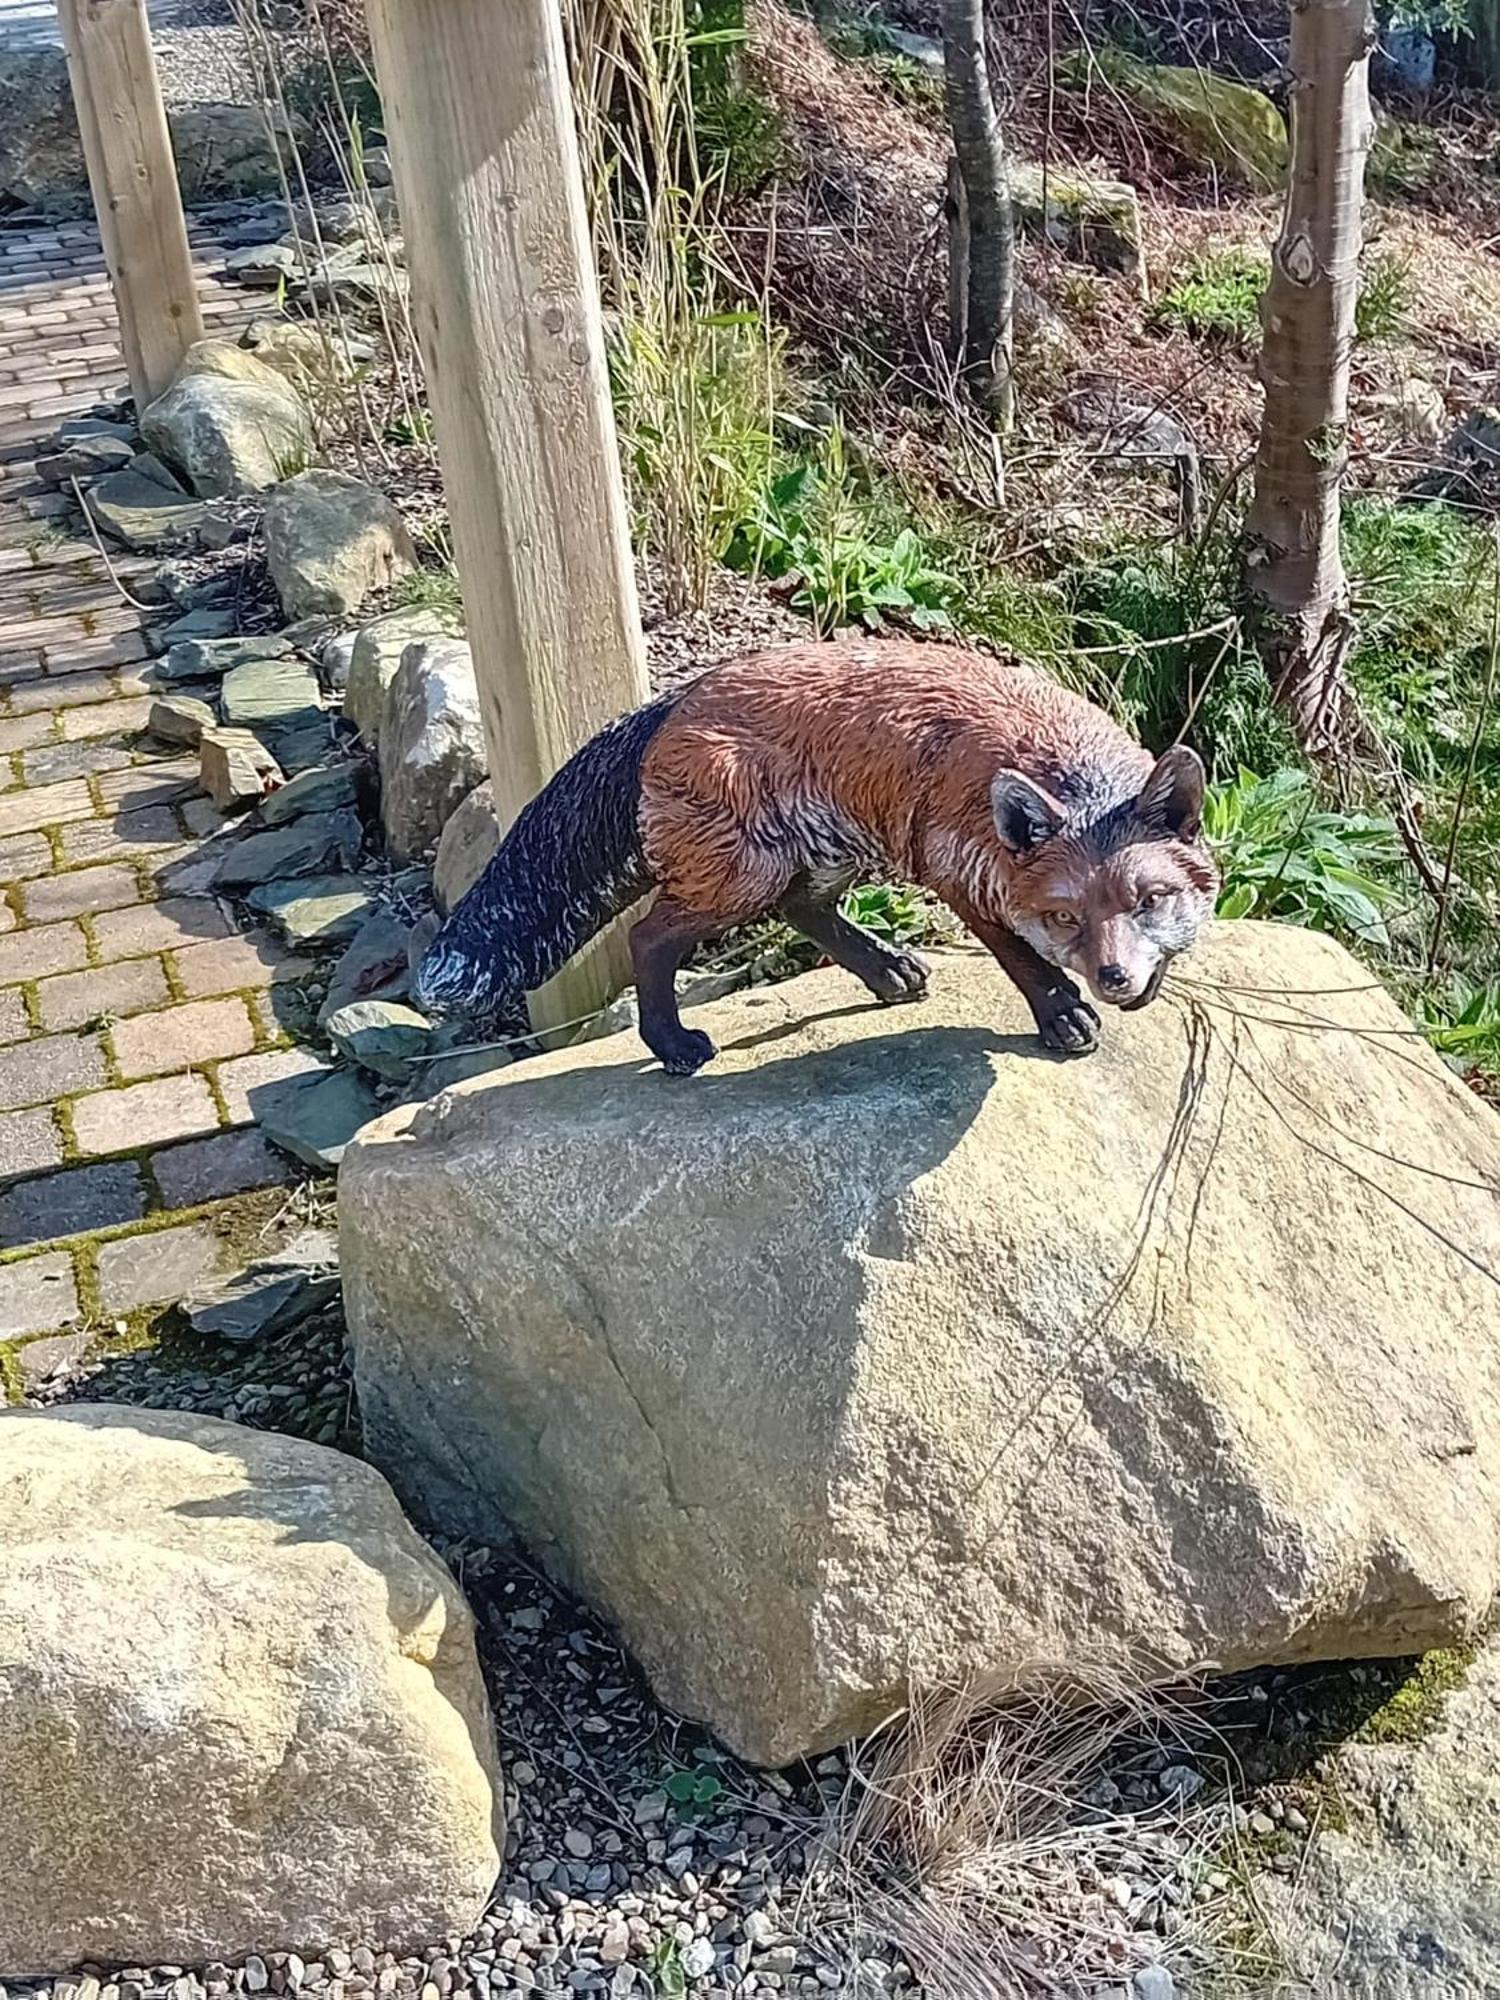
1137, 744, 1205, 840
991, 769, 1065, 854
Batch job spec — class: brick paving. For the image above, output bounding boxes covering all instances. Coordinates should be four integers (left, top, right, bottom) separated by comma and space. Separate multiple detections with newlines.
0, 208, 319, 1373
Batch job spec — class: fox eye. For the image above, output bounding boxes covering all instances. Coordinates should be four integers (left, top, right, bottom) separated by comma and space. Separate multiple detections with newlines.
1047, 909, 1081, 929
1138, 891, 1164, 914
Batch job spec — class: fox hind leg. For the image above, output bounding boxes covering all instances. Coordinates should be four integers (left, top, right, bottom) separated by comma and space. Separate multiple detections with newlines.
779, 880, 929, 1005
630, 897, 731, 1075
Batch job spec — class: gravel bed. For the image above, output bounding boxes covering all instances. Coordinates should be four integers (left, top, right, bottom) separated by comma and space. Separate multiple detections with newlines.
14, 1282, 1324, 2000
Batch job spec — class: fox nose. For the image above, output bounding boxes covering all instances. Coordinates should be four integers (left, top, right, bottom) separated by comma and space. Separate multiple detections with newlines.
1097, 963, 1131, 995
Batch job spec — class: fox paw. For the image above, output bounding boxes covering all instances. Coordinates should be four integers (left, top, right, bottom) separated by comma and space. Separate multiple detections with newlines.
867, 950, 929, 1004
1038, 998, 1099, 1055
652, 1027, 717, 1076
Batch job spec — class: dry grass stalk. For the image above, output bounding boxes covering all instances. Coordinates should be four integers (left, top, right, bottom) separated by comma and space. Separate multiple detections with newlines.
804, 1665, 1271, 1998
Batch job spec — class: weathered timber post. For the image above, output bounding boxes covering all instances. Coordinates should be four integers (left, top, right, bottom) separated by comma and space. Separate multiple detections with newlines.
56, 0, 205, 407
364, 0, 651, 1035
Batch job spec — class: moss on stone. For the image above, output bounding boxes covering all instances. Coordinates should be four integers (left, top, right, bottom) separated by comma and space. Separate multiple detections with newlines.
1356, 1646, 1477, 1746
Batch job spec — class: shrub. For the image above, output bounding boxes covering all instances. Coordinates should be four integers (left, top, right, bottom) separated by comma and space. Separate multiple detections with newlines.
730, 433, 956, 634
1153, 249, 1266, 343
1205, 767, 1405, 946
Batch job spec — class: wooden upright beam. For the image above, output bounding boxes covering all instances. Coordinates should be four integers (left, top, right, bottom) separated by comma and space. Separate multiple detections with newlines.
364, 0, 650, 1036
56, 0, 204, 408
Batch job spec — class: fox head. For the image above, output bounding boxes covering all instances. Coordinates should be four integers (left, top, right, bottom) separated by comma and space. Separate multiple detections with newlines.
993, 745, 1219, 1009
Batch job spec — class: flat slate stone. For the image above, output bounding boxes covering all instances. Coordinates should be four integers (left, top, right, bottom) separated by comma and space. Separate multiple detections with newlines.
326, 1000, 432, 1081
220, 655, 323, 737
258, 1068, 384, 1170
246, 876, 375, 945
212, 809, 364, 889
317, 914, 411, 1027
259, 762, 360, 826
161, 634, 293, 683
85, 470, 209, 553
179, 1227, 340, 1342
157, 608, 238, 648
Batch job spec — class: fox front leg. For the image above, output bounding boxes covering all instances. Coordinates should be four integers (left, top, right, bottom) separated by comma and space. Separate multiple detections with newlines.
950, 898, 1099, 1055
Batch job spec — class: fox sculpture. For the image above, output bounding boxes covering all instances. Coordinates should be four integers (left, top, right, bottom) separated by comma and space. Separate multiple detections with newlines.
414, 640, 1220, 1074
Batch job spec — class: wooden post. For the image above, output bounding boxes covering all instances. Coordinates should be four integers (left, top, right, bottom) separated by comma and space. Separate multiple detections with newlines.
56, 0, 205, 408
364, 0, 651, 1036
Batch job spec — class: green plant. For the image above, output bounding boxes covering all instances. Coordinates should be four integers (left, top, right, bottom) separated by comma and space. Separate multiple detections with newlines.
839, 883, 931, 944
662, 1763, 725, 1817
1205, 768, 1405, 945
610, 308, 783, 609
731, 434, 956, 634
389, 563, 465, 619
687, 0, 787, 190
646, 1936, 687, 1998
1354, 249, 1415, 342
1412, 977, 1500, 1071
570, 0, 786, 611
1062, 536, 1296, 777
1153, 248, 1266, 343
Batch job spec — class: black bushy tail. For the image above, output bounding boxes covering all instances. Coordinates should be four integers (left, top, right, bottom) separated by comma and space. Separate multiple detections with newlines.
412, 691, 680, 1021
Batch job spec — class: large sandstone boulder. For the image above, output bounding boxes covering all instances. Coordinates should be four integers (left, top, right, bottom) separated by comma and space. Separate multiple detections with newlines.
340, 924, 1500, 1767
378, 639, 487, 863
141, 342, 311, 499
346, 605, 464, 746
434, 778, 498, 913
264, 470, 416, 620
0, 1405, 501, 1973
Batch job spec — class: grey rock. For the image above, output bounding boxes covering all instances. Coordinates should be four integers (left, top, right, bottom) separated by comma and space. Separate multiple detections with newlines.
434, 779, 498, 915
258, 762, 361, 826
1011, 162, 1143, 284
680, 1943, 715, 1981
220, 654, 324, 743
258, 1067, 386, 1170
0, 1406, 500, 1969
130, 452, 188, 492
225, 241, 302, 286
85, 471, 209, 553
346, 608, 464, 747
162, 635, 291, 683
264, 471, 417, 621
363, 146, 393, 186
36, 434, 135, 488
199, 728, 283, 811
57, 417, 138, 446
321, 628, 360, 694
0, 47, 84, 211
379, 639, 487, 864
318, 915, 413, 1028
327, 1002, 434, 1082
168, 102, 291, 203
180, 1229, 340, 1343
1132, 1971, 1175, 2000
301, 261, 411, 311
158, 565, 237, 614
211, 809, 363, 889
157, 609, 238, 648
248, 876, 376, 945
141, 348, 311, 500
147, 696, 217, 749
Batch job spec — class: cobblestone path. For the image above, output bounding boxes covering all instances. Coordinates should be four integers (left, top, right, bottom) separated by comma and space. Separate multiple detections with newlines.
0, 212, 319, 1386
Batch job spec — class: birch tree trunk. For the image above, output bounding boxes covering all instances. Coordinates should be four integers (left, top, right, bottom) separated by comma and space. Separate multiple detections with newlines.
1243, 0, 1376, 757
941, 0, 1014, 427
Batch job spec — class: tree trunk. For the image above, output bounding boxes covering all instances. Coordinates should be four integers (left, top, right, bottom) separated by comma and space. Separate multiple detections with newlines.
941, 0, 1013, 427
1243, 0, 1375, 757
